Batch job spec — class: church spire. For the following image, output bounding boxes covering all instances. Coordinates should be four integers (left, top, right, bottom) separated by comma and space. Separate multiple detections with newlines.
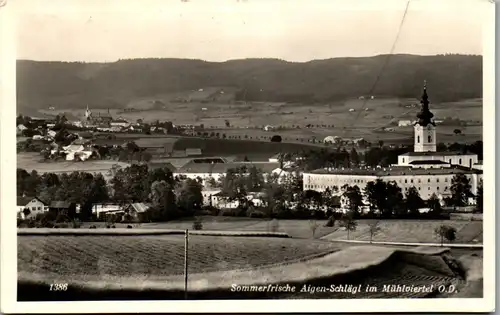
416, 80, 435, 126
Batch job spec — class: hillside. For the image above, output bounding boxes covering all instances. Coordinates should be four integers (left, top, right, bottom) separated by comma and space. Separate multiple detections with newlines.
17, 54, 482, 112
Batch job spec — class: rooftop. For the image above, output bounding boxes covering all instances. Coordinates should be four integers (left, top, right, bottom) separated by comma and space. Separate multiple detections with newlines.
147, 162, 177, 172
17, 196, 44, 206
306, 165, 482, 177
176, 161, 280, 174
409, 160, 448, 165
399, 151, 477, 157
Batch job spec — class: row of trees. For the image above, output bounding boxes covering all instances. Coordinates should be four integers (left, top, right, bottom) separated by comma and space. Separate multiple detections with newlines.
17, 161, 482, 223
340, 174, 482, 218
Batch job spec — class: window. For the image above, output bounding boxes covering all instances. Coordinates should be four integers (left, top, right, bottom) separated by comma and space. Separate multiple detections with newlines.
459, 158, 462, 165
418, 179, 421, 183
417, 136, 420, 143
410, 179, 413, 183
428, 187, 431, 190
469, 159, 472, 168
449, 159, 452, 164
437, 178, 439, 183
418, 187, 421, 190
445, 178, 448, 182
437, 187, 440, 190
445, 186, 448, 191
427, 179, 430, 183
428, 135, 432, 143
405, 179, 407, 183
402, 158, 405, 163
37, 207, 41, 211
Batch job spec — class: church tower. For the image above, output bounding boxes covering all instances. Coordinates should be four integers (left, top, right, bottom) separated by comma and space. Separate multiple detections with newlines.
414, 81, 436, 152
85, 105, 92, 121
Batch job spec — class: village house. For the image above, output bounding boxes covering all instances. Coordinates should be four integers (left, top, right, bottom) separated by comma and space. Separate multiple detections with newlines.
93, 203, 123, 220
17, 197, 47, 219
122, 203, 151, 222
48, 201, 77, 217
110, 117, 130, 128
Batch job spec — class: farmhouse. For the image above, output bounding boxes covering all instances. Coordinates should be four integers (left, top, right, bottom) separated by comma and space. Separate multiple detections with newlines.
17, 196, 47, 219
303, 83, 483, 202
122, 203, 151, 221
48, 201, 77, 217
93, 204, 123, 219
110, 118, 130, 128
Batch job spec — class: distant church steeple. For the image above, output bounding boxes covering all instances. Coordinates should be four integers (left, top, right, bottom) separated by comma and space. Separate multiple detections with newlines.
85, 105, 92, 121
416, 80, 435, 127
414, 81, 437, 152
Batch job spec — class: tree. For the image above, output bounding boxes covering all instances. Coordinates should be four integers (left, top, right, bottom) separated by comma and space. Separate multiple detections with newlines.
475, 179, 483, 213
368, 220, 381, 243
270, 135, 282, 143
192, 217, 203, 230
176, 178, 203, 215
149, 180, 177, 221
428, 193, 442, 215
309, 219, 319, 239
339, 211, 357, 240
386, 181, 404, 217
349, 148, 360, 166
342, 185, 363, 215
435, 225, 457, 246
405, 186, 424, 216
325, 215, 336, 227
225, 120, 230, 127
450, 174, 473, 207
364, 179, 386, 215
22, 208, 31, 219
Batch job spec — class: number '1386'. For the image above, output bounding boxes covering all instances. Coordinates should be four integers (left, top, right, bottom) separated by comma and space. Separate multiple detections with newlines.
49, 283, 68, 291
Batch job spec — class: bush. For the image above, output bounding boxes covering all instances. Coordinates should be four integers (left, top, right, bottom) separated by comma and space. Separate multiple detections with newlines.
89, 225, 97, 229
248, 210, 266, 218
270, 135, 282, 142
111, 225, 116, 228
127, 225, 133, 229
192, 217, 203, 230
106, 225, 111, 229
325, 215, 336, 227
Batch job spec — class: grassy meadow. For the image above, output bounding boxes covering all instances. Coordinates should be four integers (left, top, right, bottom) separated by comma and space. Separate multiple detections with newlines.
80, 217, 483, 244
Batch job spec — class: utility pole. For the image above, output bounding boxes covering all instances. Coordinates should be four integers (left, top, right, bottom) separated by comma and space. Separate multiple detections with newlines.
184, 229, 189, 299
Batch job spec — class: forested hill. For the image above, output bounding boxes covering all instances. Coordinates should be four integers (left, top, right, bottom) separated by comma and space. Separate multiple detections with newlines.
17, 54, 482, 111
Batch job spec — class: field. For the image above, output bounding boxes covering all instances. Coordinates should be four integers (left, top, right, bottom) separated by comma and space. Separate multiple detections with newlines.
18, 235, 479, 300
320, 220, 483, 244
38, 96, 482, 145
17, 152, 129, 176
18, 235, 340, 281
81, 217, 483, 244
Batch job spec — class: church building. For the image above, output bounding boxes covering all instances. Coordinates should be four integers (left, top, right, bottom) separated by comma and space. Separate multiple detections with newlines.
302, 82, 482, 202
83, 105, 113, 127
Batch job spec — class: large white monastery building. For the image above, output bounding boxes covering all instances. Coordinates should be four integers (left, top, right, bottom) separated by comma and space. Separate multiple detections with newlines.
303, 83, 483, 201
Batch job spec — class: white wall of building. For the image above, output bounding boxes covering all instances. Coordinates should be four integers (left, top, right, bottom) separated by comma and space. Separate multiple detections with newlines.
398, 154, 478, 168
414, 124, 436, 152
303, 172, 481, 201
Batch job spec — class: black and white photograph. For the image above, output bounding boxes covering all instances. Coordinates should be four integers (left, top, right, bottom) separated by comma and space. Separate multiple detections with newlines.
0, 0, 495, 312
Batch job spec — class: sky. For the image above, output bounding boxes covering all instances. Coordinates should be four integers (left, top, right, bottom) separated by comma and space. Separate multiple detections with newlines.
13, 0, 490, 62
